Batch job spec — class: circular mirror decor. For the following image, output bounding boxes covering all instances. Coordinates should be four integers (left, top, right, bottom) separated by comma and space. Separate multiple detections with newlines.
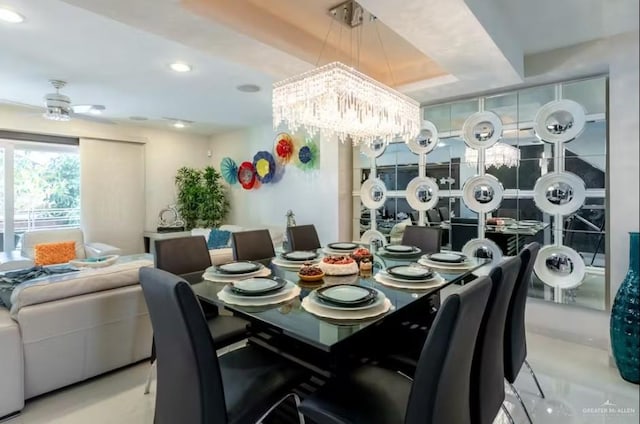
462, 175, 504, 213
360, 178, 388, 209
534, 245, 586, 289
533, 172, 586, 215
533, 99, 586, 143
462, 238, 503, 266
462, 111, 503, 150
360, 138, 387, 158
408, 120, 439, 154
360, 229, 388, 247
406, 177, 440, 211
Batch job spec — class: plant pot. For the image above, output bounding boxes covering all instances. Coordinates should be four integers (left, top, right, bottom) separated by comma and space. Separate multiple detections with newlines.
610, 232, 640, 384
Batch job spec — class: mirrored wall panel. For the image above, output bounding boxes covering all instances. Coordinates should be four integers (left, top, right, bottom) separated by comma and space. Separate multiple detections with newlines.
352, 75, 607, 311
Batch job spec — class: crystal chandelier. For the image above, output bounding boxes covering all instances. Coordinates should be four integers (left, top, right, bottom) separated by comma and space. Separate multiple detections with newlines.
273, 62, 420, 146
272, 0, 420, 146
465, 143, 521, 168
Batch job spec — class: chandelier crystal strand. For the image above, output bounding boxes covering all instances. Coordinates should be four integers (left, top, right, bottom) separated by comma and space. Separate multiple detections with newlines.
465, 143, 521, 169
273, 62, 420, 146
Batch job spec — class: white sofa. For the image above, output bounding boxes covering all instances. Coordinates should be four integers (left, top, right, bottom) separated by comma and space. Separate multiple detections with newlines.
191, 224, 285, 265
0, 257, 153, 419
0, 228, 122, 272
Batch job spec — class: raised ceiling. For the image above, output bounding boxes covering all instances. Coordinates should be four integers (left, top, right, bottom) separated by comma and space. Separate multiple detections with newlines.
0, 0, 637, 135
182, 0, 448, 87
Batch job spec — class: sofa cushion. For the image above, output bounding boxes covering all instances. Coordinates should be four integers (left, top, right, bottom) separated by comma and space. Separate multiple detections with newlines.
9, 258, 153, 317
34, 241, 77, 266
207, 229, 231, 249
22, 228, 87, 260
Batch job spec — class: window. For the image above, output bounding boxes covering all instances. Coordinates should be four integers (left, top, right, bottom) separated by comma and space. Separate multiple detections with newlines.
1, 139, 80, 253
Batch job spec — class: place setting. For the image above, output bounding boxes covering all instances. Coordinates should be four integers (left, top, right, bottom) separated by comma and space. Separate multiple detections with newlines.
377, 244, 422, 259
374, 263, 445, 290
271, 250, 322, 269
202, 260, 271, 283
322, 242, 359, 256
301, 284, 391, 322
418, 252, 476, 270
217, 275, 301, 307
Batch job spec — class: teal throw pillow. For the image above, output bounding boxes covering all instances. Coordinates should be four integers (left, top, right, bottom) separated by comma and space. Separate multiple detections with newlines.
207, 229, 231, 249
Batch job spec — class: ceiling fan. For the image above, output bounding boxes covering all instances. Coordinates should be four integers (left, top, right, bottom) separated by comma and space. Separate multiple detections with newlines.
40, 79, 115, 124
0, 80, 116, 124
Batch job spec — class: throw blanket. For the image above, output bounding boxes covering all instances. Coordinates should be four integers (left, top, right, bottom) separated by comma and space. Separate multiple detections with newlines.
0, 265, 79, 308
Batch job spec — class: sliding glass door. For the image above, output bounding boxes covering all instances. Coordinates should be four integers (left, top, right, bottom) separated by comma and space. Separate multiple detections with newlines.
1, 139, 80, 253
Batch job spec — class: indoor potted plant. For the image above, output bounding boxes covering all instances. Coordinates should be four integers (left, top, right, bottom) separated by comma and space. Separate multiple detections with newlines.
175, 166, 230, 230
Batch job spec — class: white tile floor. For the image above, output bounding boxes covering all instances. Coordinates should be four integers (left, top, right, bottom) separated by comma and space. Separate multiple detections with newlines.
3, 333, 638, 424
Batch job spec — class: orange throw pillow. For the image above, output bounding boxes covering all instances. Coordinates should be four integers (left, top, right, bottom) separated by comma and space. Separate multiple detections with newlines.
34, 241, 77, 266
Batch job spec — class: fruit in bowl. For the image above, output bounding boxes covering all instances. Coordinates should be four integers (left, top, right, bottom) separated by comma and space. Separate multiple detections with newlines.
322, 256, 355, 265
350, 247, 373, 264
298, 264, 325, 282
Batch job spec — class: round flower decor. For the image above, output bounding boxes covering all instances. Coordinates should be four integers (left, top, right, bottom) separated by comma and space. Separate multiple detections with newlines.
237, 161, 256, 190
253, 151, 276, 183
220, 157, 238, 185
274, 132, 295, 164
296, 139, 319, 171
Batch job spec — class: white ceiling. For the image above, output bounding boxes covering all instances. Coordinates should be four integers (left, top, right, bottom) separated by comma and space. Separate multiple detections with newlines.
0, 0, 637, 135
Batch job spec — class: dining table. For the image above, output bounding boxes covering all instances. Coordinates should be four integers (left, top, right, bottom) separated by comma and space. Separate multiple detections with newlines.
191, 251, 489, 377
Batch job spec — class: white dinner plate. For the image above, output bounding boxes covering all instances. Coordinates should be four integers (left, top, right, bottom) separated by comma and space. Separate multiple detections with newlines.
374, 273, 446, 290
203, 267, 271, 282
377, 270, 440, 284
308, 290, 385, 311
218, 282, 300, 306
301, 296, 392, 321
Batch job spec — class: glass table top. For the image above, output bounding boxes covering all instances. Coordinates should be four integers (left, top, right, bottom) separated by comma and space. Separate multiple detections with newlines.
192, 253, 487, 352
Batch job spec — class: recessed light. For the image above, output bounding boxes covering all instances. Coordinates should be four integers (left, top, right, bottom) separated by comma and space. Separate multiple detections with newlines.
236, 84, 261, 93
169, 62, 192, 73
173, 121, 186, 129
0, 7, 24, 23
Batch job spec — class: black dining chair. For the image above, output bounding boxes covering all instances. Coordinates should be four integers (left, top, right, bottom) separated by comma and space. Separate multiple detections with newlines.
470, 256, 521, 424
144, 237, 249, 395
401, 225, 442, 254
450, 217, 479, 251
504, 242, 543, 424
298, 276, 493, 424
426, 208, 441, 226
231, 229, 276, 262
139, 267, 307, 424
438, 206, 450, 221
287, 224, 321, 251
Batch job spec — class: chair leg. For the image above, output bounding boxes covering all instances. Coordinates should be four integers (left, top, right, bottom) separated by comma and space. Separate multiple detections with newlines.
256, 393, 305, 424
524, 359, 546, 399
501, 404, 515, 424
508, 382, 533, 424
144, 360, 156, 395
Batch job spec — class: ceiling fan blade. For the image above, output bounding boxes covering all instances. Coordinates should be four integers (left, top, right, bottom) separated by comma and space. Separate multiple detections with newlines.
70, 112, 117, 125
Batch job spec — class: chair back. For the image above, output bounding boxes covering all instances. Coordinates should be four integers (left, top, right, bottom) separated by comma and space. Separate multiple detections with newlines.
231, 229, 275, 262
426, 209, 441, 225
139, 267, 227, 424
405, 276, 492, 424
470, 256, 521, 424
438, 206, 450, 221
450, 218, 478, 251
401, 225, 442, 254
155, 236, 212, 276
287, 224, 321, 251
504, 242, 540, 383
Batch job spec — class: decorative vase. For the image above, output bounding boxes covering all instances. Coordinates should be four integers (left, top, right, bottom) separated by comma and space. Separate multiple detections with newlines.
610, 232, 640, 384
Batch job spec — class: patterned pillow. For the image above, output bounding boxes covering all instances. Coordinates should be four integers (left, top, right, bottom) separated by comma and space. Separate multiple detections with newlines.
34, 241, 77, 266
207, 229, 231, 250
